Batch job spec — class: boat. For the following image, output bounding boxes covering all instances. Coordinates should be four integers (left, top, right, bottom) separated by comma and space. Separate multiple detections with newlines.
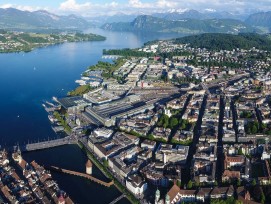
48, 115, 56, 123
52, 97, 58, 102
45, 101, 55, 107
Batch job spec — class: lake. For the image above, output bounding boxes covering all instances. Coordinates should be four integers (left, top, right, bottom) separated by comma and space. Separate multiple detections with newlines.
0, 28, 184, 203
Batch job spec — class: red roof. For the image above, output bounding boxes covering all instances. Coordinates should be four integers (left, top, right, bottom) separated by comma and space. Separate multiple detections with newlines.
86, 160, 92, 167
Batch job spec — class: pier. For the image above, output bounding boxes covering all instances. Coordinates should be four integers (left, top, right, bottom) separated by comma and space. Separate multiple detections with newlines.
47, 166, 114, 187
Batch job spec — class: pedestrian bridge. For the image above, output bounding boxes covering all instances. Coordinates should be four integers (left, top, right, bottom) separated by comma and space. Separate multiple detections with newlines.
47, 166, 114, 187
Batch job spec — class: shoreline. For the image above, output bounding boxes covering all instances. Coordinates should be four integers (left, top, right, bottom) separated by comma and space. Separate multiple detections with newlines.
77, 140, 139, 204
0, 31, 106, 54
0, 39, 106, 54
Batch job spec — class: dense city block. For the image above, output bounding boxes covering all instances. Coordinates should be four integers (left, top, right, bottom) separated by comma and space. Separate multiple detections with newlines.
41, 37, 271, 204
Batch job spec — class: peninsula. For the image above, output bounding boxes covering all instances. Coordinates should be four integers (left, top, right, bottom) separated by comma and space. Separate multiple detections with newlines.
0, 30, 106, 53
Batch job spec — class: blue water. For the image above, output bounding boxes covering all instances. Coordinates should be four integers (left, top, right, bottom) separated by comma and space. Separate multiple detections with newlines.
0, 28, 183, 203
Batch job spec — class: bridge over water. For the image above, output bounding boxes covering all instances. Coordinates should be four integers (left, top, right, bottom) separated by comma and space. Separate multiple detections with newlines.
8, 136, 77, 152
109, 194, 126, 204
47, 166, 114, 187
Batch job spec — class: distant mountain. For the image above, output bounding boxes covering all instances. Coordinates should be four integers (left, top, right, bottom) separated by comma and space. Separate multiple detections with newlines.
86, 13, 138, 26
87, 10, 248, 26
152, 10, 247, 21
0, 8, 94, 31
245, 11, 271, 32
174, 33, 271, 51
101, 15, 257, 34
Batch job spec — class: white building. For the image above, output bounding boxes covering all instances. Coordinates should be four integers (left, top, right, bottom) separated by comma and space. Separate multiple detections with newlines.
126, 174, 147, 196
93, 128, 113, 138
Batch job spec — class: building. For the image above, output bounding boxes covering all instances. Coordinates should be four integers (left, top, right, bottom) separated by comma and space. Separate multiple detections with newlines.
126, 174, 147, 196
167, 184, 181, 203
224, 154, 245, 168
57, 96, 90, 113
86, 160, 92, 175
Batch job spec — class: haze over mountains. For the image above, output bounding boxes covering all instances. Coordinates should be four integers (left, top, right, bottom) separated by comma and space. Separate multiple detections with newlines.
0, 8, 93, 31
101, 15, 256, 35
1, 8, 271, 34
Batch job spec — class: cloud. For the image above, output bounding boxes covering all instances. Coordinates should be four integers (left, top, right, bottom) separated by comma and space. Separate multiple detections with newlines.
128, 0, 151, 8
128, 0, 177, 9
0, 3, 46, 12
0, 4, 13, 9
59, 0, 119, 16
2, 0, 271, 17
59, 0, 91, 11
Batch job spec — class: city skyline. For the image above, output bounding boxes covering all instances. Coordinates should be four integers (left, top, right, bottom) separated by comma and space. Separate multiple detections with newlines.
0, 0, 270, 17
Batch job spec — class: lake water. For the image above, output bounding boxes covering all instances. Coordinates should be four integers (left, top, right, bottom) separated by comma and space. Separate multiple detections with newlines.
0, 28, 184, 203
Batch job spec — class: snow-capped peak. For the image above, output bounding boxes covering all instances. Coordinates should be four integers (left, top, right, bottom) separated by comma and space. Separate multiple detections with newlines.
168, 8, 190, 14
204, 8, 217, 13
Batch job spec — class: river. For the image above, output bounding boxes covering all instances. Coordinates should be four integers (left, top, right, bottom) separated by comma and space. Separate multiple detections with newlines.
0, 28, 184, 203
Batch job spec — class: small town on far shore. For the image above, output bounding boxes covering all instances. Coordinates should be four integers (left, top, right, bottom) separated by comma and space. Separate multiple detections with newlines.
3, 37, 271, 204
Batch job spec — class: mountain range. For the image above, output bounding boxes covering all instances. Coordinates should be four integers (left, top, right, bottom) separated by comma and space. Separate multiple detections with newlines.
0, 8, 93, 31
1, 8, 271, 35
245, 11, 271, 32
87, 9, 249, 25
101, 15, 257, 34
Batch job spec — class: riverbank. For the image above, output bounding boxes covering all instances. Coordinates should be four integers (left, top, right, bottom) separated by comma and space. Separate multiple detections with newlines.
77, 140, 139, 204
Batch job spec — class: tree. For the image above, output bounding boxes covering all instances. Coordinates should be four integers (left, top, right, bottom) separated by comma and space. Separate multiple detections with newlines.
236, 179, 241, 187
169, 117, 179, 129
251, 125, 258, 134
187, 180, 193, 189
157, 114, 169, 128
252, 179, 257, 186
238, 148, 243, 155
176, 180, 181, 187
194, 181, 200, 187
261, 192, 265, 204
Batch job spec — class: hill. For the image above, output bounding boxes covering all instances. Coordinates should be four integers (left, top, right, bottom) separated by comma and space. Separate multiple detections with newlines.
101, 15, 257, 34
245, 11, 271, 32
173, 33, 271, 51
0, 8, 94, 31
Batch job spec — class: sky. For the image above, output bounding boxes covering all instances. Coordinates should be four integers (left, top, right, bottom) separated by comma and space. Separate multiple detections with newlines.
0, 0, 270, 17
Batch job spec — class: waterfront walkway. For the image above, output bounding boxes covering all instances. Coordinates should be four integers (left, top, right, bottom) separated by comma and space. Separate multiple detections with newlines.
109, 194, 126, 204
47, 166, 114, 187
